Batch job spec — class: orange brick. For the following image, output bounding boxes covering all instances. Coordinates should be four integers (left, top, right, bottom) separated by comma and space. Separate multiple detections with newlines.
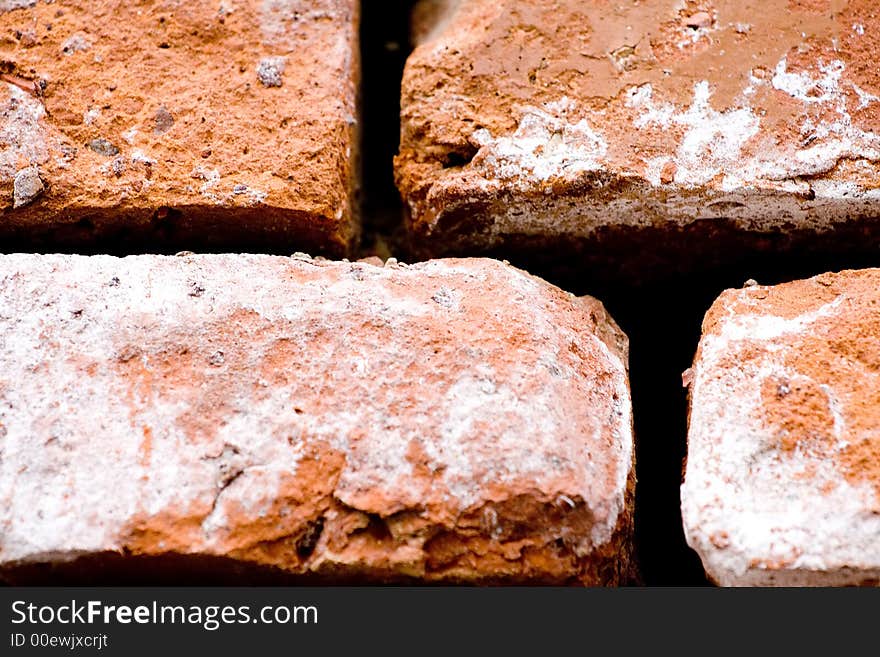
683, 269, 880, 586
0, 254, 635, 584
0, 1, 360, 254
396, 0, 880, 275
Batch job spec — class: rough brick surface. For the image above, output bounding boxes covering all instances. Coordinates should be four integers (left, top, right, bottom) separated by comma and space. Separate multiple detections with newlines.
396, 0, 880, 275
0, 254, 634, 584
0, 1, 359, 254
682, 270, 880, 586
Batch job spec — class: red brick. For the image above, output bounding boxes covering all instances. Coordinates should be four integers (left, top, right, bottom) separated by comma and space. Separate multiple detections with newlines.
396, 0, 880, 275
0, 1, 359, 254
0, 254, 634, 584
683, 269, 880, 586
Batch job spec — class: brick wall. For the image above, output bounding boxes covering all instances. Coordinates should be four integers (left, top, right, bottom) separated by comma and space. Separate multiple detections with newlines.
0, 0, 878, 586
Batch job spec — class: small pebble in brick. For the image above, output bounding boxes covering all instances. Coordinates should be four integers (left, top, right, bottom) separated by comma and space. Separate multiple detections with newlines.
256, 56, 286, 87
12, 166, 43, 208
153, 106, 174, 135
87, 138, 120, 157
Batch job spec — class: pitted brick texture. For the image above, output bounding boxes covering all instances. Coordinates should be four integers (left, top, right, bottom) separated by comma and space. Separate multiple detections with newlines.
396, 0, 880, 272
682, 269, 880, 586
0, 1, 360, 254
0, 254, 635, 584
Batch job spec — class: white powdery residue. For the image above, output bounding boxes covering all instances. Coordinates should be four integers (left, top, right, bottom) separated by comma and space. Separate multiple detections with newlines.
627, 84, 675, 128
333, 425, 419, 508
201, 467, 286, 535
544, 96, 577, 115
772, 57, 844, 103
711, 296, 843, 345
246, 187, 268, 204
586, 335, 633, 548
678, 26, 710, 48
629, 82, 759, 186
83, 106, 101, 126
630, 58, 880, 190
323, 275, 433, 320
281, 304, 305, 322
114, 259, 198, 316
643, 155, 673, 186
191, 165, 221, 200
503, 265, 541, 297
0, 258, 222, 560
853, 23, 865, 36
676, 13, 718, 50
133, 407, 221, 520
470, 100, 607, 183
667, 81, 758, 185
199, 392, 311, 543
410, 259, 490, 282
770, 58, 880, 178
430, 286, 461, 311
819, 383, 847, 444
421, 330, 631, 551
427, 371, 559, 508
852, 81, 880, 110
130, 149, 155, 166
740, 68, 770, 99
685, 356, 880, 583
0, 83, 49, 182
791, 135, 880, 179
683, 291, 880, 585
810, 178, 863, 198
0, 404, 143, 557
260, 0, 344, 46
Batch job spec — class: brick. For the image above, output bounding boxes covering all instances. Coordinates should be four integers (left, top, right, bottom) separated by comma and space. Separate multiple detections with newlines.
682, 270, 880, 586
396, 0, 880, 275
0, 1, 359, 255
0, 254, 635, 584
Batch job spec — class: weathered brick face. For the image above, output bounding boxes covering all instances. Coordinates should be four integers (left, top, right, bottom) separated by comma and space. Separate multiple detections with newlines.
0, 254, 635, 584
0, 0, 360, 254
682, 270, 880, 586
4, 0, 877, 589
396, 0, 880, 276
